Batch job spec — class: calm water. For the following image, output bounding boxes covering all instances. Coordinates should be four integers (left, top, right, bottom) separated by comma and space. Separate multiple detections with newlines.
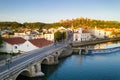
18, 42, 120, 80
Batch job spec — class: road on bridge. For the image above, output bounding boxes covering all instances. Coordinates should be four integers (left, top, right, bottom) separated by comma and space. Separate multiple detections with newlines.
0, 43, 66, 74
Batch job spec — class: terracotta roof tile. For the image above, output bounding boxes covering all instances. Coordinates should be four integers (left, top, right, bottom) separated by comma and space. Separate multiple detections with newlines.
29, 38, 53, 48
82, 30, 89, 33
3, 37, 26, 45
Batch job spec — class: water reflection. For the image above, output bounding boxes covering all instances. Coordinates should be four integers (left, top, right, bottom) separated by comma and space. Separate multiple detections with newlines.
94, 41, 120, 49
41, 58, 67, 80
18, 52, 120, 80
17, 57, 67, 80
77, 55, 82, 64
17, 41, 120, 80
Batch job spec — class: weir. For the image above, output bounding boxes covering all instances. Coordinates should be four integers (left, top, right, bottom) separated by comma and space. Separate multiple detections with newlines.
89, 46, 120, 54
72, 45, 94, 55
72, 45, 120, 55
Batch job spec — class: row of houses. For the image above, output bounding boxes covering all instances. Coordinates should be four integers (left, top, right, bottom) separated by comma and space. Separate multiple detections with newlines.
0, 37, 52, 53
73, 27, 115, 42
73, 28, 91, 42
0, 26, 115, 54
90, 27, 114, 38
1, 26, 115, 41
1, 27, 69, 41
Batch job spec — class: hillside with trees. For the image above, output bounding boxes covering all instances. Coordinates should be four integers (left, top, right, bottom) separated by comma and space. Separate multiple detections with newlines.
60, 17, 120, 29
0, 17, 120, 30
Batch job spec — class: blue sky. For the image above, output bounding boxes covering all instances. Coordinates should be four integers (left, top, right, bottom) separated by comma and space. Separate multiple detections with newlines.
0, 0, 120, 23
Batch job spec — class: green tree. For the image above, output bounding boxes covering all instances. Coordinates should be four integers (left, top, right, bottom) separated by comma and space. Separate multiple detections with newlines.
54, 31, 66, 42
0, 35, 2, 47
61, 32, 66, 40
0, 22, 23, 30
24, 22, 45, 29
54, 31, 61, 41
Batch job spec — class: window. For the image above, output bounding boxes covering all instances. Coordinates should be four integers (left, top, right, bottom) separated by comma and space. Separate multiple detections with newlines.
14, 46, 17, 49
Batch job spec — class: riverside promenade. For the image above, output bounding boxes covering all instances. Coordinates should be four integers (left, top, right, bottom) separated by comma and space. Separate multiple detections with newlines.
72, 37, 120, 47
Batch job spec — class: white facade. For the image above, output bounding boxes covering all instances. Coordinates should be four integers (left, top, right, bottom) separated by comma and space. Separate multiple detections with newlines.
44, 33, 54, 41
0, 40, 42, 53
14, 32, 26, 37
92, 27, 112, 38
73, 28, 91, 42
19, 41, 38, 52
94, 29, 105, 38
0, 42, 24, 53
0, 41, 38, 53
81, 32, 91, 41
0, 37, 53, 53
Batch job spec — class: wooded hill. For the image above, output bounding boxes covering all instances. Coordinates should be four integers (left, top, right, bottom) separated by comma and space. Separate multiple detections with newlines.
0, 17, 120, 30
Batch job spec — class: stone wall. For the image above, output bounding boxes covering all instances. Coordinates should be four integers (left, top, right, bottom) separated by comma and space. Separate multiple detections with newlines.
59, 45, 73, 58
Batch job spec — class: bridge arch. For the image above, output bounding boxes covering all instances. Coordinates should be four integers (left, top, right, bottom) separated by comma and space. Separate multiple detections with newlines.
53, 51, 63, 58
41, 57, 49, 64
53, 52, 59, 61
15, 69, 30, 80
81, 49, 86, 54
55, 52, 60, 56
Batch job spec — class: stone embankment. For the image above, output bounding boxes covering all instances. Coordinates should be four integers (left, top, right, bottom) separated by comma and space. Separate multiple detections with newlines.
59, 45, 73, 58
72, 37, 120, 47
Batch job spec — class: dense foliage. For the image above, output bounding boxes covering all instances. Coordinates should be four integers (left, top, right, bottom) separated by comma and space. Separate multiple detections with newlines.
0, 17, 120, 30
0, 22, 22, 30
111, 32, 120, 37
54, 31, 66, 42
0, 35, 2, 47
24, 22, 45, 29
60, 18, 120, 29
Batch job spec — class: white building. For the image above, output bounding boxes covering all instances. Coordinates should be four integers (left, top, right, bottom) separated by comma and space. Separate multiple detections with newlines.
0, 37, 53, 53
43, 26, 68, 42
73, 28, 91, 42
44, 32, 54, 41
14, 31, 26, 37
0, 37, 26, 53
91, 27, 112, 38
19, 40, 37, 52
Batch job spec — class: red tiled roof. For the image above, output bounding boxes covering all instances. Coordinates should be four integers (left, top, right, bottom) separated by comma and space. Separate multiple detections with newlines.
73, 31, 78, 33
15, 30, 25, 33
3, 37, 26, 45
82, 30, 89, 33
29, 38, 53, 48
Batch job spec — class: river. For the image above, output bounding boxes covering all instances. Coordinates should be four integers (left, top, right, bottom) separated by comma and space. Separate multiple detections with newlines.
17, 41, 120, 80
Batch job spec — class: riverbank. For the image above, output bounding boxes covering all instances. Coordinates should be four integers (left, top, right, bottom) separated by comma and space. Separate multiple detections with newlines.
72, 37, 120, 47
38, 52, 120, 80
18, 40, 120, 80
59, 45, 73, 58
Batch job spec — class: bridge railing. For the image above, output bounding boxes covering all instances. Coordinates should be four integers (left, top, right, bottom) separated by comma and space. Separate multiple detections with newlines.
0, 44, 66, 80
0, 54, 37, 80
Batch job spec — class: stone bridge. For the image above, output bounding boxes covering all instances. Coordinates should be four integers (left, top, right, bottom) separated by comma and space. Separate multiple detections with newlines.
73, 45, 120, 55
72, 46, 94, 54
0, 44, 72, 80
